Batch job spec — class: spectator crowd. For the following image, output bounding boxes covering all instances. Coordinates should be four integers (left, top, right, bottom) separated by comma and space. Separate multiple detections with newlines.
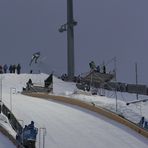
0, 64, 21, 74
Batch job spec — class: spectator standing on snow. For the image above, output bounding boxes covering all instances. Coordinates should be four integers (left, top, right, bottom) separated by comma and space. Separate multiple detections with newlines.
12, 64, 16, 73
96, 65, 100, 73
0, 65, 3, 73
138, 116, 145, 127
17, 64, 21, 74
103, 65, 106, 74
3, 64, 8, 73
89, 61, 96, 70
26, 79, 33, 90
30, 70, 33, 74
9, 65, 13, 73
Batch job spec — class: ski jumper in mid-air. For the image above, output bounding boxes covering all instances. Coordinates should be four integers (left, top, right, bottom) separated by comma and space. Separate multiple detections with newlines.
29, 52, 40, 66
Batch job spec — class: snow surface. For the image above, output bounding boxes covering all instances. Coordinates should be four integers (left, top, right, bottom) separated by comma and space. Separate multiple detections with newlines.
53, 76, 148, 123
0, 112, 16, 148
0, 73, 148, 148
0, 132, 15, 148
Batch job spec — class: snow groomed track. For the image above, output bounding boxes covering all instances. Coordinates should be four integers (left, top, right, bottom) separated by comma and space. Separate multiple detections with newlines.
1, 74, 148, 148
2, 92, 147, 148
24, 92, 148, 138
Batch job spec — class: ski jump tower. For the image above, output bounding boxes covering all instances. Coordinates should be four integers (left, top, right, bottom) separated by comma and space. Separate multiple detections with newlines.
59, 0, 77, 80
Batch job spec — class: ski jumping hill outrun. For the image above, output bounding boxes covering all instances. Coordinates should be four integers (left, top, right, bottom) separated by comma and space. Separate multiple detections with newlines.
0, 73, 148, 148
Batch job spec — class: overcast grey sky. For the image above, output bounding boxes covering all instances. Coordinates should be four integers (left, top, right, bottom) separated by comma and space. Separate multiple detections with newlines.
0, 0, 148, 84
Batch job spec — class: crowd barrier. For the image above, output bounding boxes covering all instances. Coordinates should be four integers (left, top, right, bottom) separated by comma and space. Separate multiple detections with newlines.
104, 82, 148, 95
1, 103, 23, 133
0, 102, 24, 148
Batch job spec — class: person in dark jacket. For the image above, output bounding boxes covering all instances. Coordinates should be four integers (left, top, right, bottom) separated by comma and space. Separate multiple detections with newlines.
17, 64, 21, 74
103, 65, 106, 74
0, 65, 3, 73
28, 121, 34, 129
3, 64, 8, 73
89, 61, 96, 70
9, 65, 13, 73
12, 64, 16, 73
96, 65, 100, 73
138, 116, 145, 127
26, 79, 33, 90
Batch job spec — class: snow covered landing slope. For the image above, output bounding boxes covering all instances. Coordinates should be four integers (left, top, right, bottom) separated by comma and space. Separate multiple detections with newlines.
1, 73, 148, 148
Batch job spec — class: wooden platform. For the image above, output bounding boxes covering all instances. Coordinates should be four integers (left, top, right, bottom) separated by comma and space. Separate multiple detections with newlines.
81, 70, 114, 84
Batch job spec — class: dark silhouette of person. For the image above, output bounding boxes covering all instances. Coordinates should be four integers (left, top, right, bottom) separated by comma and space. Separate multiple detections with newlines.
26, 79, 33, 90
9, 65, 13, 73
138, 116, 145, 127
30, 70, 33, 74
96, 65, 100, 73
89, 61, 96, 70
144, 121, 148, 129
12, 64, 16, 73
3, 64, 8, 73
29, 52, 40, 66
103, 65, 106, 74
7, 112, 11, 120
17, 64, 21, 74
28, 121, 34, 129
0, 65, 3, 73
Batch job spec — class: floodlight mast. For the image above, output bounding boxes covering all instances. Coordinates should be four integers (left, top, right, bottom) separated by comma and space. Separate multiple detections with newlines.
67, 0, 75, 80
59, 0, 77, 80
